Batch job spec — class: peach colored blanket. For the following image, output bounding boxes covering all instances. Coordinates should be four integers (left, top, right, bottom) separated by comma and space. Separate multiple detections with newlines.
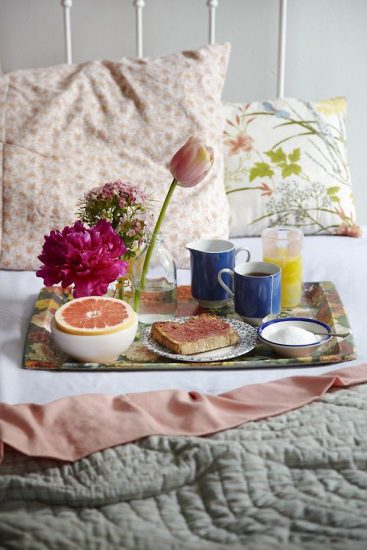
1, 363, 367, 463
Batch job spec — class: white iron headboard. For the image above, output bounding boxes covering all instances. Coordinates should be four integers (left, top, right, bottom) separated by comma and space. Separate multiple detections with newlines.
60, 0, 288, 99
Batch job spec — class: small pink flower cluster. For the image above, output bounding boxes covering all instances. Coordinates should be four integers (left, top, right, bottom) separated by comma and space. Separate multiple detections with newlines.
86, 180, 147, 208
78, 180, 150, 259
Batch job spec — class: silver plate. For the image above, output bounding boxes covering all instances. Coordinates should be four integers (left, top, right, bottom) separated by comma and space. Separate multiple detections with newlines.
142, 317, 258, 362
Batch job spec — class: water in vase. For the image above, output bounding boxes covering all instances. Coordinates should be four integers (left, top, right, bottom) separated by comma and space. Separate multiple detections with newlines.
135, 279, 177, 325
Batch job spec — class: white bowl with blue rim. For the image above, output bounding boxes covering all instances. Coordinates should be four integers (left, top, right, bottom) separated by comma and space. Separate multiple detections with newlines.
257, 317, 332, 358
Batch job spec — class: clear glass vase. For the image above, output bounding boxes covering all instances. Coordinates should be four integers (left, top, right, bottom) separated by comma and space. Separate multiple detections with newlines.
107, 259, 135, 304
132, 235, 177, 324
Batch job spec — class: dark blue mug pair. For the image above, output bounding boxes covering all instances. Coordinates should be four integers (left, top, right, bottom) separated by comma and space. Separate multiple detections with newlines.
186, 239, 251, 309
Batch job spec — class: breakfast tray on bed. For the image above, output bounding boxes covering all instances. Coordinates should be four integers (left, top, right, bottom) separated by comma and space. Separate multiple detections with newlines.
23, 282, 356, 371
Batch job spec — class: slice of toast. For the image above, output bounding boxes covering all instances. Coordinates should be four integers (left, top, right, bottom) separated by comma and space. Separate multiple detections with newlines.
150, 314, 239, 355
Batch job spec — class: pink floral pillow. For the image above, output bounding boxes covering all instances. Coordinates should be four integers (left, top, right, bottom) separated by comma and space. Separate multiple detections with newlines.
0, 44, 230, 269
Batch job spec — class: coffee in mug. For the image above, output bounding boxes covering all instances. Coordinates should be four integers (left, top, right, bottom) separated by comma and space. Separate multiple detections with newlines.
218, 261, 281, 325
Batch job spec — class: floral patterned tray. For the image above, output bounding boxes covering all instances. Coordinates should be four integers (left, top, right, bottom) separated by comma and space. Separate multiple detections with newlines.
23, 282, 356, 371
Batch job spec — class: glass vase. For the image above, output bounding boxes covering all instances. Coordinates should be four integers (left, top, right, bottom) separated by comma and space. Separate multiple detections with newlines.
132, 235, 177, 324
107, 259, 135, 304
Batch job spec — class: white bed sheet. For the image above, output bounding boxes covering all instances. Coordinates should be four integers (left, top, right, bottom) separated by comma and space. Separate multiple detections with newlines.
0, 232, 366, 405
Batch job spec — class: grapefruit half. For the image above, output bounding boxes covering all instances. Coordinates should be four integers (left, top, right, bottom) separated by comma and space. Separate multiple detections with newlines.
54, 296, 136, 336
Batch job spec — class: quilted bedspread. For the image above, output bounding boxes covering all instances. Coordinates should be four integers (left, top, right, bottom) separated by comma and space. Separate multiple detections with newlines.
1, 385, 367, 549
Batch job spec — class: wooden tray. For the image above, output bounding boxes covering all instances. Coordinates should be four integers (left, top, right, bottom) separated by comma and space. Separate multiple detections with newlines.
23, 282, 356, 371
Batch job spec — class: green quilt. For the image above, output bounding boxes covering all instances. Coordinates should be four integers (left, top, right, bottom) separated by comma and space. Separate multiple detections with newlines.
1, 384, 367, 549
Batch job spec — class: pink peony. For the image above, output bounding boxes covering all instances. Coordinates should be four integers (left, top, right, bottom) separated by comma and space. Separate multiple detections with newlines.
169, 137, 214, 187
36, 220, 128, 298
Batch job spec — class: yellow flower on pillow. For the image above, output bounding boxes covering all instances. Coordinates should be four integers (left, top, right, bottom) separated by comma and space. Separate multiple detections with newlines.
316, 97, 346, 116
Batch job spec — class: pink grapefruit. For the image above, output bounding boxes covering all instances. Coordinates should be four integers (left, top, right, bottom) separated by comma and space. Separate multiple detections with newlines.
54, 296, 135, 336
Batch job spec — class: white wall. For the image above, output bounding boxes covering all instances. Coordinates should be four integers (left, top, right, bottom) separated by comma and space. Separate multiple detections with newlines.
0, 0, 366, 224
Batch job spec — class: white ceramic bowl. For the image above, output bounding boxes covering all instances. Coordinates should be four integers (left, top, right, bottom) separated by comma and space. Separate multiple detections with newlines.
257, 317, 332, 358
51, 313, 138, 363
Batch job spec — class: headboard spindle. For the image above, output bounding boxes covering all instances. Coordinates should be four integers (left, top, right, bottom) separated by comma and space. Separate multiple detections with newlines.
277, 0, 287, 98
61, 0, 73, 65
133, 0, 145, 58
207, 0, 218, 45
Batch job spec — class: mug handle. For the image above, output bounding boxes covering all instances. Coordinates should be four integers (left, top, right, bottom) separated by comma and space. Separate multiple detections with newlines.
217, 268, 235, 297
235, 247, 251, 264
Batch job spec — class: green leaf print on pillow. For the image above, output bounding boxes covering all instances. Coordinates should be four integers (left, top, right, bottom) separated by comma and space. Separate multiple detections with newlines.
249, 162, 274, 182
265, 148, 287, 164
327, 186, 341, 202
281, 163, 302, 178
248, 146, 302, 186
288, 148, 301, 162
223, 97, 360, 238
265, 147, 302, 179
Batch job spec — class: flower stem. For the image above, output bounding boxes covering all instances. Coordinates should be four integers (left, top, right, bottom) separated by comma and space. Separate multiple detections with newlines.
117, 278, 124, 301
133, 178, 177, 311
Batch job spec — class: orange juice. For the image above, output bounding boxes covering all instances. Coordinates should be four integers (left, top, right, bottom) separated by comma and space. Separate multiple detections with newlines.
263, 254, 302, 308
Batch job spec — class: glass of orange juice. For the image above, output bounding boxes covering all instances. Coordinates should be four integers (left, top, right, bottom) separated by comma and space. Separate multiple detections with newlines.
262, 227, 303, 308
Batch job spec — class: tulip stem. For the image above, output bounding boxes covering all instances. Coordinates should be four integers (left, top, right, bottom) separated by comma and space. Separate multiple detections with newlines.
134, 178, 177, 312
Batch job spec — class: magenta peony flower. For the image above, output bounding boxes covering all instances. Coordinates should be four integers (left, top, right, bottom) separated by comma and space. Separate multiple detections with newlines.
169, 137, 214, 187
36, 220, 128, 298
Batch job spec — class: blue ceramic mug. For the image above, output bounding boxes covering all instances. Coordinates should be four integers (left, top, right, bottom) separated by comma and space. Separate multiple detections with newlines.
218, 261, 281, 325
186, 239, 251, 308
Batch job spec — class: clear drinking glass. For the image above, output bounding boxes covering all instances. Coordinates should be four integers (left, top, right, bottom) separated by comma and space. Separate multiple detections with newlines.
262, 227, 303, 308
131, 235, 177, 324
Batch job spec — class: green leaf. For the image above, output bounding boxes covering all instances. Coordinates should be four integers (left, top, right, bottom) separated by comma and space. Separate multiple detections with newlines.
265, 148, 286, 164
288, 148, 301, 162
330, 195, 340, 203
281, 163, 302, 178
327, 186, 341, 196
249, 162, 275, 182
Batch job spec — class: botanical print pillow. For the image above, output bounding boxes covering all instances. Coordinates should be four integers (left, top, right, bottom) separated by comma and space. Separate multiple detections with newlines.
0, 43, 230, 270
223, 97, 360, 237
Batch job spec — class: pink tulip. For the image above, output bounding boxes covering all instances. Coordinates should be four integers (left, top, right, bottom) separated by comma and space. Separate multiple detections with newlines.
134, 137, 214, 311
169, 137, 214, 187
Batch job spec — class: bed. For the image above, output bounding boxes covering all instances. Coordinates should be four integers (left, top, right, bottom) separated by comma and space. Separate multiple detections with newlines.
1, 1, 367, 548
